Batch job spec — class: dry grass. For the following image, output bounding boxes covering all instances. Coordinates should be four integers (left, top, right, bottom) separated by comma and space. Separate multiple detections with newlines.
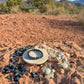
44, 5, 69, 15
78, 9, 84, 25
29, 9, 40, 15
10, 6, 21, 13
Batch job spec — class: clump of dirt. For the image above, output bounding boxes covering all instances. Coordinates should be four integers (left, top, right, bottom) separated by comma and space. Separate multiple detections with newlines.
0, 13, 84, 84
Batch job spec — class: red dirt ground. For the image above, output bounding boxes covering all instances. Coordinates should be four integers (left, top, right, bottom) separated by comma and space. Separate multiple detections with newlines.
0, 13, 84, 47
0, 13, 84, 84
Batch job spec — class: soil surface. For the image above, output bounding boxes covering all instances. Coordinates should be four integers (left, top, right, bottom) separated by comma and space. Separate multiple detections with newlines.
0, 13, 84, 84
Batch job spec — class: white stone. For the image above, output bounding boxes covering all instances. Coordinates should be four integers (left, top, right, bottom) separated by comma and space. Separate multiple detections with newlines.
62, 62, 68, 69
60, 69, 65, 74
50, 72, 54, 78
45, 68, 51, 75
45, 72, 54, 79
45, 74, 51, 79
66, 53, 70, 57
52, 69, 55, 73
41, 67, 46, 72
34, 46, 38, 49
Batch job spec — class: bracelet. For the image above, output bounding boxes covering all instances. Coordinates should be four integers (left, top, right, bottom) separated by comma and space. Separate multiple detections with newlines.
28, 49, 43, 59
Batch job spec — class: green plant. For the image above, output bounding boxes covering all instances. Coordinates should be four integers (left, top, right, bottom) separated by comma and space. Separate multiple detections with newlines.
69, 6, 79, 14
39, 5, 47, 13
45, 5, 69, 15
6, 0, 24, 7
27, 0, 54, 13
0, 3, 9, 13
55, 1, 65, 8
6, 0, 24, 13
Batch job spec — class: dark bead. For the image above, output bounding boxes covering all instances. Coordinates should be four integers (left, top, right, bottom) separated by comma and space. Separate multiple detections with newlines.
18, 68, 23, 72
31, 72, 36, 75
37, 77, 41, 82
35, 72, 38, 75
18, 51, 23, 56
4, 67, 9, 71
16, 82, 19, 84
7, 76, 14, 81
10, 59, 16, 63
11, 66, 15, 69
13, 53, 16, 57
14, 48, 27, 56
20, 71, 24, 75
14, 76, 19, 81
15, 58, 19, 62
31, 74, 35, 78
23, 67, 27, 71
9, 64, 15, 70
15, 73, 21, 77
9, 77, 14, 81
25, 45, 33, 49
16, 53, 19, 56
43, 74, 45, 77
23, 48, 26, 51
10, 69, 14, 72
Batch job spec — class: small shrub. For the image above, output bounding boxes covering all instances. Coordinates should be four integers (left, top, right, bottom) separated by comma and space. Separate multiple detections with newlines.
39, 5, 47, 13
29, 9, 40, 14
0, 3, 9, 13
45, 5, 69, 15
69, 6, 79, 15
55, 1, 65, 8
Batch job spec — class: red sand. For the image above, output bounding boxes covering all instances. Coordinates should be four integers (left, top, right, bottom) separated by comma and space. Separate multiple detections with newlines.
0, 13, 84, 84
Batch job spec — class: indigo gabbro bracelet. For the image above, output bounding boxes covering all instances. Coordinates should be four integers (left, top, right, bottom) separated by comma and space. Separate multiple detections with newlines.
28, 49, 43, 60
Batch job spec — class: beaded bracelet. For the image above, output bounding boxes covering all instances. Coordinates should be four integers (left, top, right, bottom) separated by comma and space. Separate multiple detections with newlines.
28, 49, 43, 59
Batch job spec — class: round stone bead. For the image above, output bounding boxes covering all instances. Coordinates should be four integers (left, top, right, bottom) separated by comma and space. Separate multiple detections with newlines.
62, 62, 68, 69
60, 69, 65, 74
37, 77, 41, 82
14, 76, 19, 81
45, 68, 51, 75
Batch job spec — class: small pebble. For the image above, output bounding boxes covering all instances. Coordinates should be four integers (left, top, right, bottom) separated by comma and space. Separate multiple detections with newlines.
45, 68, 51, 75
60, 69, 65, 74
59, 53, 64, 56
66, 53, 70, 57
52, 69, 55, 73
50, 72, 54, 78
29, 69, 32, 73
